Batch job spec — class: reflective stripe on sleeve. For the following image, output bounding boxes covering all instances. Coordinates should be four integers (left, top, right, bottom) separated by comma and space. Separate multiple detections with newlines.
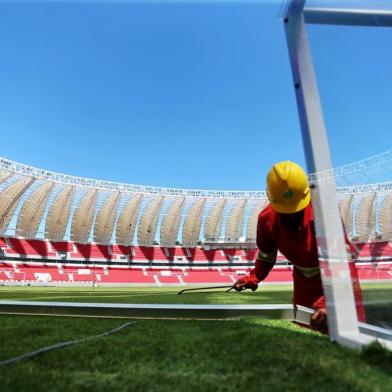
257, 250, 277, 263
294, 265, 320, 278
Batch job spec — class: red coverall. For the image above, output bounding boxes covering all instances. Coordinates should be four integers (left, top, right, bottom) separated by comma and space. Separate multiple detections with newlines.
245, 203, 365, 324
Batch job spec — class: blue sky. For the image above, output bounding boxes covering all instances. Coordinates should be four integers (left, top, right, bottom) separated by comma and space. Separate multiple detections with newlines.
0, 0, 391, 190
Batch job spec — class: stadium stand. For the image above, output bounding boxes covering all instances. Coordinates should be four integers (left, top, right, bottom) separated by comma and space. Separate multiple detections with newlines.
50, 241, 74, 254
1, 238, 392, 263
0, 237, 391, 286
4, 237, 56, 258
112, 245, 133, 258
0, 156, 391, 287
69, 244, 112, 260
354, 241, 392, 261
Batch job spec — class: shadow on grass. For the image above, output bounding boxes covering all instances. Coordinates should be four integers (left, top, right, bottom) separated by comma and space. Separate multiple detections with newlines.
364, 303, 392, 326
360, 340, 392, 374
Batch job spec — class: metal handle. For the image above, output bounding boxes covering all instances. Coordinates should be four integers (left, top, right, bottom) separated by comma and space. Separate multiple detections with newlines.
177, 285, 234, 295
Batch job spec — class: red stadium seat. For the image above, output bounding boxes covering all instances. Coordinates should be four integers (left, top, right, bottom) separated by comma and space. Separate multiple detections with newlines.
0, 235, 390, 286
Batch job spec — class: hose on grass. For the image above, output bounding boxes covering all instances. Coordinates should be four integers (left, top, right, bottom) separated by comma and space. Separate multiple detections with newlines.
0, 321, 137, 366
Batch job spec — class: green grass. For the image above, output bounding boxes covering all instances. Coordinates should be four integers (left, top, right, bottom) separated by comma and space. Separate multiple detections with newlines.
0, 285, 293, 304
0, 285, 391, 391
360, 283, 392, 326
1, 283, 390, 324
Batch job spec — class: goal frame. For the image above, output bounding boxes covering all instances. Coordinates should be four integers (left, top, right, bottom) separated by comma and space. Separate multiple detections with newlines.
283, 0, 392, 349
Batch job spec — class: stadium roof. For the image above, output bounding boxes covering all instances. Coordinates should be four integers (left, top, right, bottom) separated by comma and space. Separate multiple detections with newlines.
0, 152, 391, 245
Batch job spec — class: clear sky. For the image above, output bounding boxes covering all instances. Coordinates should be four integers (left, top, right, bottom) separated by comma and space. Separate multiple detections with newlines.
0, 0, 391, 190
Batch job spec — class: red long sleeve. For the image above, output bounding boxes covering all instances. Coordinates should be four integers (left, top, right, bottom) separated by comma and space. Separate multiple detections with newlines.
249, 258, 276, 283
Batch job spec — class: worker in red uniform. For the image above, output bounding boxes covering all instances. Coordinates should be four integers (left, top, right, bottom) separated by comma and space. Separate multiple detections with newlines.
234, 161, 363, 333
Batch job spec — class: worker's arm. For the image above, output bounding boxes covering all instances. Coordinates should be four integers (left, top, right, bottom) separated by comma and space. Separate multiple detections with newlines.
253, 249, 278, 280
233, 250, 278, 291
234, 214, 278, 291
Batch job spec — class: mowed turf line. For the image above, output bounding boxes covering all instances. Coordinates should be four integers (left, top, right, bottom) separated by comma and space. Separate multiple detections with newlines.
0, 285, 293, 304
0, 287, 391, 391
0, 284, 391, 324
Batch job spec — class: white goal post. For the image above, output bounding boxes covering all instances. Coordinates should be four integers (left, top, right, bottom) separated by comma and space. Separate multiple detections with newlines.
283, 0, 392, 350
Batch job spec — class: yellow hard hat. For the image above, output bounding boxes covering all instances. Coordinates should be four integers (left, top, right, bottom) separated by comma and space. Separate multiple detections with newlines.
266, 161, 311, 214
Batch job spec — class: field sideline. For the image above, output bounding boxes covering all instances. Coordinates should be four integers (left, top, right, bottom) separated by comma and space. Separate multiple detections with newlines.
0, 285, 391, 391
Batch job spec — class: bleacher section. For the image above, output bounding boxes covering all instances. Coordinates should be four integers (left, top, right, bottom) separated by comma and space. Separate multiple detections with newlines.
354, 242, 392, 261
69, 243, 112, 260
1, 261, 390, 286
0, 237, 391, 286
0, 262, 286, 286
6, 238, 56, 258
0, 237, 302, 263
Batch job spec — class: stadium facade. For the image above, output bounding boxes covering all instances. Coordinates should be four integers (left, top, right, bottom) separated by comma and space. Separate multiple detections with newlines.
0, 154, 391, 287
0, 155, 391, 248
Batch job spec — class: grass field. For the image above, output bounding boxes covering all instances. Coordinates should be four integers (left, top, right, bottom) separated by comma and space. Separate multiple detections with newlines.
360, 282, 392, 327
0, 284, 391, 391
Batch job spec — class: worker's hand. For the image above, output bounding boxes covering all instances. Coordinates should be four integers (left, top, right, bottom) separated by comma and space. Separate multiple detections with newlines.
310, 308, 328, 334
233, 276, 258, 292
